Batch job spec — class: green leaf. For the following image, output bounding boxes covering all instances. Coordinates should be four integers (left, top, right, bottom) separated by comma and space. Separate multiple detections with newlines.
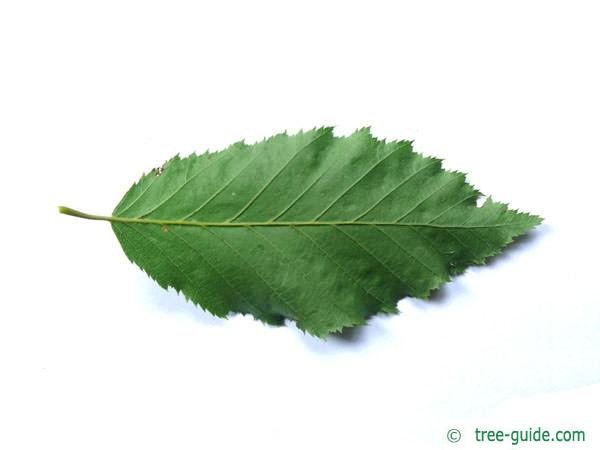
59, 127, 541, 337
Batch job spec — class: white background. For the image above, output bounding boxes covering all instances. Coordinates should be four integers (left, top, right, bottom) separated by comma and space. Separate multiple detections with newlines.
1, 1, 599, 449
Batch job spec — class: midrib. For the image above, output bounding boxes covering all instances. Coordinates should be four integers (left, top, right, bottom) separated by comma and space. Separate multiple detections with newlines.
58, 206, 524, 230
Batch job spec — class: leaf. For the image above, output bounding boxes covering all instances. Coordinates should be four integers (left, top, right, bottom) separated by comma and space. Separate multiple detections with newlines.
59, 127, 542, 337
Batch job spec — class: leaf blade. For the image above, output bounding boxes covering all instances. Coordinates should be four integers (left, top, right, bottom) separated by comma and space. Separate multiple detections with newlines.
84, 128, 543, 336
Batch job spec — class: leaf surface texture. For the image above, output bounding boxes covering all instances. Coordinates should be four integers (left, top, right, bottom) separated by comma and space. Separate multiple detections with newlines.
109, 128, 541, 336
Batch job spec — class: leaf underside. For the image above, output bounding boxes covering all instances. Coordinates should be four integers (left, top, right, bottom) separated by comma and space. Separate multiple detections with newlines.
110, 127, 541, 337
